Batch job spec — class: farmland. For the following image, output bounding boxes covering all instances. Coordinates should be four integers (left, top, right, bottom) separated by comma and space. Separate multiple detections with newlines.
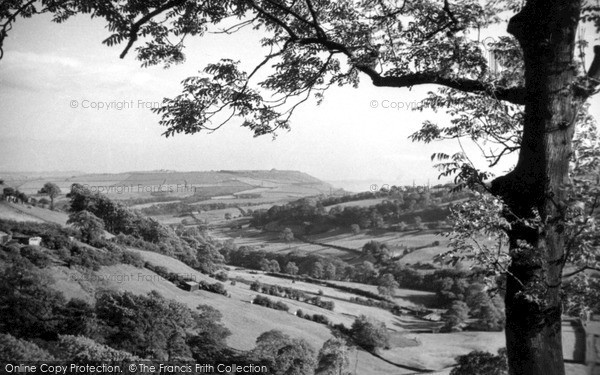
0, 172, 587, 375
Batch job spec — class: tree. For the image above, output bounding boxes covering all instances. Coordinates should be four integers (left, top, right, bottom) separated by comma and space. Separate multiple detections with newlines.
280, 227, 294, 243
38, 182, 61, 210
3, 1, 599, 373
253, 330, 316, 375
377, 273, 398, 297
58, 335, 138, 362
450, 349, 508, 375
0, 334, 55, 362
442, 300, 470, 332
3, 187, 14, 198
259, 258, 271, 272
362, 240, 391, 265
269, 259, 281, 273
350, 224, 360, 235
324, 263, 336, 280
413, 216, 425, 231
311, 261, 324, 279
0, 259, 65, 339
350, 315, 390, 353
67, 210, 105, 243
354, 261, 378, 284
316, 338, 351, 375
285, 261, 299, 275
94, 290, 216, 360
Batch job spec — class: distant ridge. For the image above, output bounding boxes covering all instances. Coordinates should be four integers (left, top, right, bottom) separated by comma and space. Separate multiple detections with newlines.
2, 169, 336, 198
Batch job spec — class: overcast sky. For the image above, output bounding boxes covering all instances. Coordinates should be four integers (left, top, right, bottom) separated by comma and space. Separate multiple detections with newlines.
1, 13, 598, 190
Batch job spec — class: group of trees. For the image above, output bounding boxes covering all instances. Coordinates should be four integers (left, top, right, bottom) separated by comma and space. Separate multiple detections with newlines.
0, 237, 360, 374
252, 195, 451, 233
221, 246, 350, 280
1, 182, 63, 210
0, 245, 231, 362
67, 184, 225, 273
2, 186, 29, 204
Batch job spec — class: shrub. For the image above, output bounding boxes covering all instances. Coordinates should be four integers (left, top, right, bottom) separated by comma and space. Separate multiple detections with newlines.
121, 250, 144, 268
274, 301, 290, 312
58, 335, 137, 362
199, 281, 227, 295
250, 281, 262, 292
311, 314, 330, 325
214, 271, 228, 282
450, 349, 508, 375
20, 246, 52, 268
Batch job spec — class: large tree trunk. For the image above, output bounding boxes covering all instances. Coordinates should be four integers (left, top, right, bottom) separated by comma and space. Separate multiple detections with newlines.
490, 1, 582, 374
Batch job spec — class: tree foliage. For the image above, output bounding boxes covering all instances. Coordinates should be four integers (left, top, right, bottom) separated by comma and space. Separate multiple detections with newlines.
39, 182, 61, 210
252, 330, 317, 375
450, 349, 508, 375
316, 337, 352, 375
67, 210, 105, 243
0, 333, 55, 362
350, 315, 390, 353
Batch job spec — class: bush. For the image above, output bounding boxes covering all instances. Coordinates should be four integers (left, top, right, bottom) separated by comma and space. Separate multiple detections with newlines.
250, 280, 262, 292
199, 281, 227, 295
20, 246, 52, 268
252, 295, 290, 312
58, 335, 137, 362
311, 314, 330, 325
121, 250, 144, 268
214, 271, 228, 282
274, 301, 290, 312
450, 349, 507, 375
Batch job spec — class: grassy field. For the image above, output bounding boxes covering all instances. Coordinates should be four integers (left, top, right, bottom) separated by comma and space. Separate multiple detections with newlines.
0, 201, 69, 225
41, 247, 509, 374
0, 197, 587, 374
43, 249, 434, 374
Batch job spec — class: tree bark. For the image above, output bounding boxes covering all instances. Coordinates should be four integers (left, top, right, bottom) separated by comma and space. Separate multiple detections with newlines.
490, 1, 582, 374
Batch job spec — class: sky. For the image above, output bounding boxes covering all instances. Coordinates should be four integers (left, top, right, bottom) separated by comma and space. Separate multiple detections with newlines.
0, 11, 598, 191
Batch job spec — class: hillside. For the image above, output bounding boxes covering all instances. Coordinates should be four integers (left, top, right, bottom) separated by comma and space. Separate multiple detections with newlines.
1, 169, 336, 202
0, 186, 587, 375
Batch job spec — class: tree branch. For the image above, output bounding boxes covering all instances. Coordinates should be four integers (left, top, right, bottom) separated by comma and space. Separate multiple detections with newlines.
293, 37, 526, 104
119, 0, 186, 59
587, 45, 600, 84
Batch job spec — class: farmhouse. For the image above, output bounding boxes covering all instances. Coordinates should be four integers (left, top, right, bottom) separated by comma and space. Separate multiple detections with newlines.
10, 233, 42, 246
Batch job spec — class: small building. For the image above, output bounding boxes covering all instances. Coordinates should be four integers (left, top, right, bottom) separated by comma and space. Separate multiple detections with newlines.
28, 237, 42, 246
0, 231, 10, 245
422, 313, 442, 322
11, 233, 42, 246
562, 317, 600, 373
181, 281, 199, 292
584, 320, 600, 374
